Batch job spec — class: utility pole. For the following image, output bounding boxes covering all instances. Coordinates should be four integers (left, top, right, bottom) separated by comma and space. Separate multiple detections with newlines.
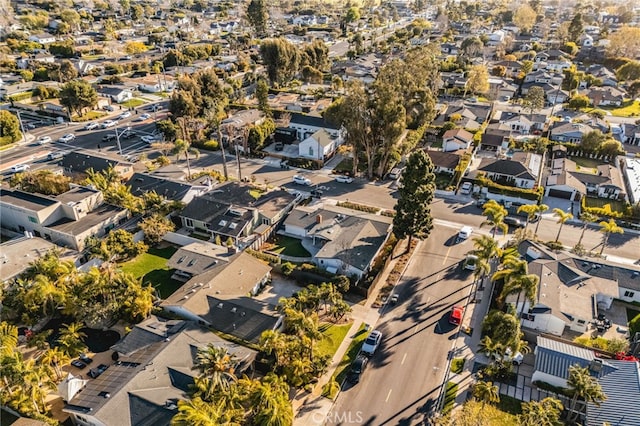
16, 111, 27, 143
113, 124, 129, 156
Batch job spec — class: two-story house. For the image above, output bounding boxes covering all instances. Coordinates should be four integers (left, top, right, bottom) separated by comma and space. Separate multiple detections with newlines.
298, 129, 343, 161
288, 112, 341, 141
0, 186, 128, 251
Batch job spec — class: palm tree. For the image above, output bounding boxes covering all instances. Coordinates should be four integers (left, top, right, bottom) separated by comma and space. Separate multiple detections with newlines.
57, 322, 87, 358
517, 204, 540, 233
598, 218, 624, 256
250, 373, 293, 426
501, 273, 539, 315
567, 364, 607, 422
532, 204, 549, 236
576, 211, 599, 248
552, 208, 573, 243
40, 347, 71, 381
520, 397, 564, 426
171, 397, 240, 426
469, 235, 502, 281
173, 138, 197, 179
477, 336, 503, 360
0, 321, 19, 357
472, 380, 499, 408
482, 200, 508, 238
195, 345, 238, 394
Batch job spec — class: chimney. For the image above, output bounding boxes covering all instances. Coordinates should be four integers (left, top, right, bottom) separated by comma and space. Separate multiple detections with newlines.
316, 214, 322, 224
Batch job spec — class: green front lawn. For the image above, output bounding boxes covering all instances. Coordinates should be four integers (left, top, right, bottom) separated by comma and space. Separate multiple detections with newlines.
121, 98, 146, 108
570, 156, 604, 173
332, 324, 368, 384
451, 357, 465, 374
121, 246, 182, 298
584, 197, 628, 214
268, 236, 311, 257
317, 322, 352, 359
72, 111, 107, 122
606, 100, 640, 117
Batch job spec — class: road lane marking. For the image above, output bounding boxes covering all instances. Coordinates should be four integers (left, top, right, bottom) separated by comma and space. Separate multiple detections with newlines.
413, 325, 419, 335
385, 389, 392, 402
442, 246, 451, 265
401, 353, 407, 365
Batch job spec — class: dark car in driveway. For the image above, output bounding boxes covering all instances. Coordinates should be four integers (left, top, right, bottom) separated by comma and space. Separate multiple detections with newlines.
347, 355, 368, 384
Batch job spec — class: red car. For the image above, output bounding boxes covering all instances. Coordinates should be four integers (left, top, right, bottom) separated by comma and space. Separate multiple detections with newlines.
449, 306, 464, 326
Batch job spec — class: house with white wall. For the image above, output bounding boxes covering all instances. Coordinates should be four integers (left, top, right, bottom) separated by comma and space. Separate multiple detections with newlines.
288, 112, 340, 141
442, 128, 474, 152
298, 129, 342, 161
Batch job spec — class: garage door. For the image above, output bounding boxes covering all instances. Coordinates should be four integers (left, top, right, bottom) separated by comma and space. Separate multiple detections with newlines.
548, 189, 573, 199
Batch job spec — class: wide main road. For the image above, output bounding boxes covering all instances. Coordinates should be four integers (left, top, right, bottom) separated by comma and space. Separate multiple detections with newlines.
328, 225, 475, 426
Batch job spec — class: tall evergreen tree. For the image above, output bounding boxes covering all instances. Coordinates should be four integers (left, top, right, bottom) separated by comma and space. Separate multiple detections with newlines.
393, 150, 435, 252
246, 0, 268, 36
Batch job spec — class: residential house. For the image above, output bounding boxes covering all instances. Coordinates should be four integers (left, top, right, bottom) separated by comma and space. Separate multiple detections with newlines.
479, 123, 511, 151
546, 155, 627, 201
622, 157, 640, 204
127, 173, 210, 204
282, 204, 393, 278
492, 60, 522, 77
586, 87, 625, 107
221, 109, 265, 151
161, 252, 279, 342
487, 78, 518, 101
546, 88, 570, 104
179, 182, 298, 246
166, 242, 233, 282
532, 336, 640, 426
586, 64, 618, 87
63, 317, 257, 426
442, 128, 474, 152
512, 241, 619, 337
549, 121, 595, 143
425, 150, 464, 175
621, 123, 640, 146
288, 112, 341, 141
135, 74, 175, 93
28, 32, 56, 44
16, 53, 56, 69
496, 111, 548, 135
0, 186, 128, 251
61, 152, 134, 181
298, 129, 342, 161
477, 152, 543, 189
96, 86, 133, 104
433, 101, 493, 131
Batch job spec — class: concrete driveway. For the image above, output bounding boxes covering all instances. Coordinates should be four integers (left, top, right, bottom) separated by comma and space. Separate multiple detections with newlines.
256, 275, 301, 306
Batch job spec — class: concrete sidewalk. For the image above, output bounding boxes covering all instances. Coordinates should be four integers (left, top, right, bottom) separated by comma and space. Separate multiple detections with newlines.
293, 241, 409, 425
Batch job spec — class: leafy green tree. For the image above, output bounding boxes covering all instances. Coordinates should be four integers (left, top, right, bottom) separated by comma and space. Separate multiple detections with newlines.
552, 208, 573, 243
19, 70, 33, 82
0, 110, 22, 142
131, 4, 144, 21
464, 64, 489, 96
523, 86, 545, 113
514, 4, 537, 33
260, 38, 301, 86
246, 0, 268, 36
598, 219, 623, 256
302, 39, 329, 71
255, 78, 270, 116
139, 214, 175, 244
60, 9, 81, 29
568, 13, 584, 42
393, 150, 435, 251
608, 27, 640, 59
345, 7, 360, 23
520, 397, 564, 426
567, 364, 606, 422
59, 80, 98, 116
88, 229, 147, 262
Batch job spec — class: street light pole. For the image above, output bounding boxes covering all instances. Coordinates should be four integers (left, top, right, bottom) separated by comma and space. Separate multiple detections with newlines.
114, 124, 129, 156
16, 111, 27, 143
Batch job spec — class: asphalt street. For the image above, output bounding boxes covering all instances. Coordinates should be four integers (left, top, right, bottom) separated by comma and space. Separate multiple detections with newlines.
327, 226, 475, 426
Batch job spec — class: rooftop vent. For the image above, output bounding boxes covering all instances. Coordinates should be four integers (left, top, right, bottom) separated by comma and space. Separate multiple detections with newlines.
231, 307, 237, 313
217, 303, 223, 309
98, 391, 111, 398
589, 359, 603, 373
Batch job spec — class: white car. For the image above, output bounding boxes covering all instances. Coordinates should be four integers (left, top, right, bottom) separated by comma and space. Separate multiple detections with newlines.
11, 164, 30, 173
493, 348, 524, 366
58, 133, 75, 143
334, 175, 354, 184
37, 136, 52, 145
463, 255, 478, 271
141, 135, 159, 144
293, 175, 312, 186
84, 122, 99, 130
460, 182, 472, 195
101, 120, 117, 129
361, 330, 382, 356
457, 226, 473, 241
133, 113, 151, 122
118, 111, 131, 119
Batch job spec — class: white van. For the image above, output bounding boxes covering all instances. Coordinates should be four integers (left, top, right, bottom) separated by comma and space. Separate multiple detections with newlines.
388, 167, 403, 180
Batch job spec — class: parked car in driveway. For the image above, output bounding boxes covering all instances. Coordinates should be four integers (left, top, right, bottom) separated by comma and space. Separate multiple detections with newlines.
347, 355, 368, 384
334, 175, 354, 183
361, 330, 382, 356
58, 133, 75, 143
293, 175, 312, 186
460, 182, 472, 195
